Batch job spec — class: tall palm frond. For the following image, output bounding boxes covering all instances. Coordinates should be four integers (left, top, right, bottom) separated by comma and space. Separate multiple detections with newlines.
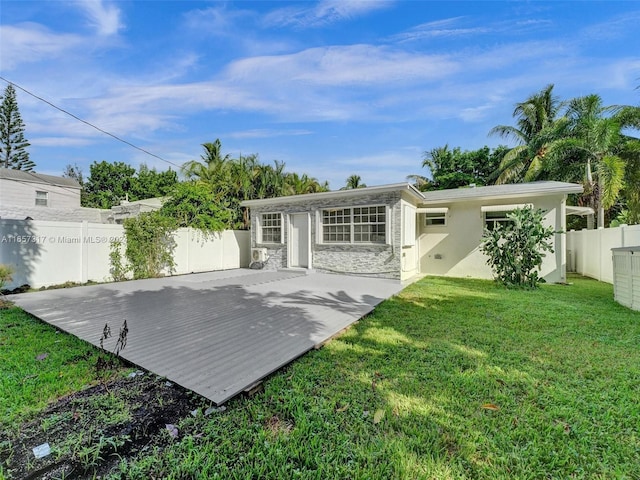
598, 155, 626, 209
490, 84, 563, 184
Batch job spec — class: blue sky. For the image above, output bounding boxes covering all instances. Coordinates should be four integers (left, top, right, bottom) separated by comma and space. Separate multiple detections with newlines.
1, 1, 639, 189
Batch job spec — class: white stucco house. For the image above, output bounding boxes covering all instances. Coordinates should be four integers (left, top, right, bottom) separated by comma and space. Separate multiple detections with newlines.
240, 181, 583, 283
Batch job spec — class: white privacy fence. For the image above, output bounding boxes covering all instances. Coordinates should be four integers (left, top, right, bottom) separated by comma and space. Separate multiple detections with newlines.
0, 219, 250, 290
566, 225, 640, 284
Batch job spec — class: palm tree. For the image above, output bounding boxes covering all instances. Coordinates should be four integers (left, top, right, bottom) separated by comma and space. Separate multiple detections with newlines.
341, 174, 366, 190
552, 95, 626, 227
181, 139, 232, 186
490, 84, 566, 183
406, 174, 432, 191
613, 104, 640, 224
284, 172, 328, 195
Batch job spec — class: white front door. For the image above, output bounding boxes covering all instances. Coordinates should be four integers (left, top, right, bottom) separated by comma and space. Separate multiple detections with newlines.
289, 213, 310, 268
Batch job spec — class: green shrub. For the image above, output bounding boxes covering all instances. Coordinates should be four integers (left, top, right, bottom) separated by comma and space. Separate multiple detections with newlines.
0, 264, 14, 290
480, 207, 555, 288
123, 212, 177, 279
109, 239, 129, 282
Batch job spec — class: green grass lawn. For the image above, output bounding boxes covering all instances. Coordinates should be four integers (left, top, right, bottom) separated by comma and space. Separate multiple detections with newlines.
3, 275, 640, 479
0, 308, 125, 430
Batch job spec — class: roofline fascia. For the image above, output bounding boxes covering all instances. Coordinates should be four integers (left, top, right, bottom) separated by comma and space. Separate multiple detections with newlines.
240, 183, 424, 208
0, 173, 82, 189
418, 184, 583, 206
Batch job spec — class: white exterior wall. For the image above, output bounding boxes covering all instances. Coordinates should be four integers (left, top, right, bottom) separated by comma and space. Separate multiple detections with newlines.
0, 178, 81, 209
0, 219, 250, 289
567, 224, 640, 283
418, 194, 567, 283
247, 191, 410, 280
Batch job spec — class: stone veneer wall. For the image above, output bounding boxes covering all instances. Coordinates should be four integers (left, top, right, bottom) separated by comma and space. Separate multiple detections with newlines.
248, 191, 403, 279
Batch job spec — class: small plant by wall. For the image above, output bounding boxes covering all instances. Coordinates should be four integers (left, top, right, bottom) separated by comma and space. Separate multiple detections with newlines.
123, 212, 177, 279
108, 212, 178, 281
0, 264, 14, 290
109, 239, 129, 282
480, 207, 555, 289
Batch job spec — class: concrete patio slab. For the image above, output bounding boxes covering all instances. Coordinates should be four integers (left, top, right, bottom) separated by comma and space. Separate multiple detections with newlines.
11, 269, 402, 404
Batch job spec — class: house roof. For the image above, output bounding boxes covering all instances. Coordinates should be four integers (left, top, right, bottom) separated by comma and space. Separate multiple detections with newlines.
117, 196, 166, 208
0, 167, 81, 189
240, 181, 583, 208
240, 182, 424, 207
419, 181, 583, 205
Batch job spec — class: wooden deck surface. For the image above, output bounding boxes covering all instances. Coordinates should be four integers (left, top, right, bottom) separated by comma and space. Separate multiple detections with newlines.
12, 269, 402, 404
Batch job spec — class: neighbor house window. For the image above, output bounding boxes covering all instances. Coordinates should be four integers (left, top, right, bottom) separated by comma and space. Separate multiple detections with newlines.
321, 205, 386, 244
260, 213, 282, 243
35, 191, 48, 207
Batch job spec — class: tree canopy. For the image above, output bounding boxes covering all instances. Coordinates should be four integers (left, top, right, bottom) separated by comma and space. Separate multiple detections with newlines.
410, 145, 507, 191
82, 161, 178, 209
487, 84, 639, 226
181, 140, 328, 229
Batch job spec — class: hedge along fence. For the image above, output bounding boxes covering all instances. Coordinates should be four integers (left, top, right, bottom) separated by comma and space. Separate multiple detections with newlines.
566, 224, 640, 284
0, 219, 250, 290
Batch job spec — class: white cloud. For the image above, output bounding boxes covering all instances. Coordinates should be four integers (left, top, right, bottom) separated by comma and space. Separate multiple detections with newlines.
580, 10, 640, 42
227, 129, 313, 139
459, 104, 494, 122
225, 44, 459, 87
0, 23, 83, 70
391, 17, 491, 42
31, 137, 94, 147
183, 5, 254, 36
74, 0, 123, 36
263, 0, 393, 28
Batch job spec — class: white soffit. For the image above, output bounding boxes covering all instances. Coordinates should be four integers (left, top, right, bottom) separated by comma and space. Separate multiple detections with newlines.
480, 203, 532, 213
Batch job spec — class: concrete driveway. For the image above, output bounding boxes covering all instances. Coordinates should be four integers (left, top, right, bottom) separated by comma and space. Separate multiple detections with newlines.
11, 269, 402, 404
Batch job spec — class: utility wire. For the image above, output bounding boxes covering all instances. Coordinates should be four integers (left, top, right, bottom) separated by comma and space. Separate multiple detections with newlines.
0, 76, 184, 171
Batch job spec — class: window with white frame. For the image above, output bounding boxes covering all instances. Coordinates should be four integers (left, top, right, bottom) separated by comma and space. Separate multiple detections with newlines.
35, 191, 48, 207
260, 213, 282, 243
321, 205, 386, 244
483, 210, 513, 231
425, 212, 446, 226
482, 204, 531, 231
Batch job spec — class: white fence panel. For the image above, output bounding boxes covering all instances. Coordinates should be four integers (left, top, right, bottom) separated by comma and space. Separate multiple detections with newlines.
566, 225, 640, 284
0, 219, 250, 289
85, 223, 126, 283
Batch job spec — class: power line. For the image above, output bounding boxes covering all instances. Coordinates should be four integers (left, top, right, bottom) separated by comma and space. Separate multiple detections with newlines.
0, 76, 184, 171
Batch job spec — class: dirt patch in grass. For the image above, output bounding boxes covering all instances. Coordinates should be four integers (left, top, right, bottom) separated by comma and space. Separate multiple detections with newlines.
0, 373, 208, 479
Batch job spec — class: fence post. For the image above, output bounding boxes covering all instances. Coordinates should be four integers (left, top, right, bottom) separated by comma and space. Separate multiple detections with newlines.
581, 228, 588, 275
81, 221, 89, 284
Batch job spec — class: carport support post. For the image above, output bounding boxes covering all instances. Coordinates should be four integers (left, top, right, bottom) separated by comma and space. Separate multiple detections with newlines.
81, 221, 89, 284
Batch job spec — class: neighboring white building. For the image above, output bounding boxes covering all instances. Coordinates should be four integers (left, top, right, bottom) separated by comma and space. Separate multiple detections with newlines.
241, 181, 584, 284
107, 197, 166, 224
0, 167, 105, 222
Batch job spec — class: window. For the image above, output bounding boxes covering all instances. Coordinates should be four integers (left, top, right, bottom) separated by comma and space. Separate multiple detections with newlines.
425, 212, 446, 226
418, 207, 448, 226
260, 213, 282, 243
322, 205, 386, 244
484, 211, 513, 231
35, 191, 48, 207
482, 204, 531, 231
